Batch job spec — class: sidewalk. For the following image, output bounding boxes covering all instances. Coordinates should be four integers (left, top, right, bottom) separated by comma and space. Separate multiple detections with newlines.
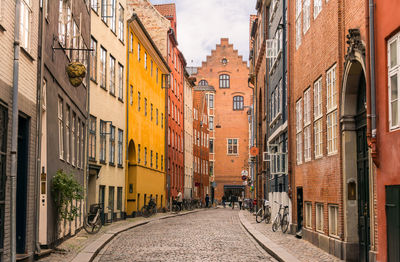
239, 211, 343, 262
38, 210, 200, 262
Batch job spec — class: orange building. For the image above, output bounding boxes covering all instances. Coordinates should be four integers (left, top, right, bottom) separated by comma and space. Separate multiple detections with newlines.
193, 38, 251, 202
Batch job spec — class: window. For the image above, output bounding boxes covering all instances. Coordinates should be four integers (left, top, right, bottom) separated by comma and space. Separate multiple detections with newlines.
137, 92, 140, 111
100, 120, 106, 163
150, 150, 153, 167
314, 78, 323, 119
65, 106, 70, 162
209, 138, 214, 153
109, 125, 115, 164
328, 205, 339, 236
296, 99, 302, 164
304, 88, 311, 125
137, 43, 141, 61
151, 104, 153, 121
129, 33, 133, 53
91, 0, 98, 12
305, 202, 312, 228
219, 74, 230, 88
314, 0, 322, 19
118, 4, 124, 41
100, 47, 107, 88
156, 109, 159, 125
144, 98, 147, 116
108, 186, 114, 212
295, 0, 302, 49
227, 139, 238, 155
117, 129, 123, 166
314, 119, 323, 158
118, 63, 123, 100
58, 0, 71, 48
208, 94, 214, 109
144, 53, 148, 69
155, 152, 159, 169
303, 0, 310, 33
316, 203, 324, 232
90, 38, 97, 81
327, 110, 338, 154
72, 113, 76, 166
109, 55, 115, 95
144, 147, 147, 165
389, 33, 400, 129
326, 65, 337, 112
89, 115, 96, 160
77, 120, 81, 168
117, 187, 123, 210
138, 144, 141, 163
161, 113, 163, 128
81, 123, 85, 166
58, 98, 64, 159
199, 80, 208, 86
20, 0, 31, 50
233, 96, 244, 110
304, 126, 311, 161
209, 116, 214, 130
161, 155, 163, 170
101, 0, 107, 24
110, 0, 116, 32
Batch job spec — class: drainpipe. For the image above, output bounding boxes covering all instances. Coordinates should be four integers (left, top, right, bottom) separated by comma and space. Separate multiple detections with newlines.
11, 0, 22, 260
34, 0, 47, 253
85, 13, 92, 216
369, 0, 376, 138
125, 24, 130, 216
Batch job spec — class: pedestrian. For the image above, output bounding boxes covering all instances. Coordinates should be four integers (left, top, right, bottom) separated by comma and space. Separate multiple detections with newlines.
177, 190, 183, 211
238, 195, 243, 210
222, 195, 226, 208
205, 194, 210, 208
232, 195, 237, 210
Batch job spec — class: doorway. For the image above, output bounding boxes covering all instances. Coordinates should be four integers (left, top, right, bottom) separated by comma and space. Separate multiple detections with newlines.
17, 115, 30, 254
296, 187, 303, 231
386, 186, 400, 261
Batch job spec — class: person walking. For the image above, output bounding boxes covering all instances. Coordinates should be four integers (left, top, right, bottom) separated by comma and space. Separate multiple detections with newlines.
238, 195, 243, 210
222, 195, 226, 208
177, 190, 183, 211
231, 195, 237, 210
205, 194, 210, 208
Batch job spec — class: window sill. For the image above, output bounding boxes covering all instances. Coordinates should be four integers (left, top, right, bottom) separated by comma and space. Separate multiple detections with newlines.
89, 158, 96, 163
109, 162, 115, 167
90, 78, 98, 84
118, 38, 125, 46
270, 112, 282, 127
117, 164, 123, 169
118, 97, 124, 103
314, 154, 323, 160
327, 151, 338, 157
100, 160, 106, 165
110, 91, 116, 97
0, 23, 5, 32
100, 85, 107, 92
20, 47, 35, 61
326, 106, 338, 115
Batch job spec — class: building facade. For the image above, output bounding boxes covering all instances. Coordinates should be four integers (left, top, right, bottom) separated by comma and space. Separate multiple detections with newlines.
39, 0, 90, 248
289, 0, 375, 260
0, 0, 40, 259
193, 87, 210, 204
194, 38, 251, 202
126, 13, 170, 216
183, 73, 195, 199
87, 0, 127, 224
374, 1, 400, 261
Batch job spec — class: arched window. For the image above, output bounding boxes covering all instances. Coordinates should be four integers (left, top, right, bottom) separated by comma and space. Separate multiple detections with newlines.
233, 96, 244, 110
198, 80, 208, 86
219, 74, 230, 88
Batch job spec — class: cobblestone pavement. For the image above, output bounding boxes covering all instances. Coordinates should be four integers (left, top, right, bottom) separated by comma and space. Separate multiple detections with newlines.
241, 210, 343, 262
95, 209, 276, 262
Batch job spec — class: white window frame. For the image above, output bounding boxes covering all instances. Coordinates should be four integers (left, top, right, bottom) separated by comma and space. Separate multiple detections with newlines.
20, 0, 32, 50
388, 33, 400, 130
109, 55, 115, 95
327, 110, 338, 155
296, 99, 303, 164
328, 204, 339, 237
58, 98, 64, 160
303, 0, 310, 33
227, 138, 239, 155
110, 0, 116, 32
314, 118, 323, 158
304, 88, 311, 125
314, 77, 323, 119
118, 4, 124, 41
100, 46, 107, 88
305, 202, 312, 229
316, 203, 324, 232
304, 125, 311, 162
326, 64, 337, 113
314, 0, 322, 19
65, 107, 70, 163
295, 0, 302, 49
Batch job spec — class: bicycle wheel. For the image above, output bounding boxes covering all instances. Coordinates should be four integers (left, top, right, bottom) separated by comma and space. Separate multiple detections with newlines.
83, 215, 102, 234
255, 208, 263, 223
141, 206, 150, 218
272, 216, 279, 232
172, 204, 179, 213
281, 214, 289, 233
264, 208, 271, 224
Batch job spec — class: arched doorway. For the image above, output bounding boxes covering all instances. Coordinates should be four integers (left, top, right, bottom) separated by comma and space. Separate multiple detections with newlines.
127, 140, 137, 216
341, 57, 370, 261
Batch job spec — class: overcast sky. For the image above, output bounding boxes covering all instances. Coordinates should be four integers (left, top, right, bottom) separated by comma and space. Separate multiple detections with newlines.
150, 0, 257, 67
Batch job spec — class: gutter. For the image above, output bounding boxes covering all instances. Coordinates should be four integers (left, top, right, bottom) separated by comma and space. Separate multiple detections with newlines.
11, 0, 22, 260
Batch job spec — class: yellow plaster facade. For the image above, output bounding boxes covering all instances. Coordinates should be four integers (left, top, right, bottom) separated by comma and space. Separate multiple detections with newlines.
126, 14, 170, 216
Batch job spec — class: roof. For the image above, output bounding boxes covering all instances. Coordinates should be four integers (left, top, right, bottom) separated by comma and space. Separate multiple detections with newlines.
154, 4, 176, 18
194, 85, 216, 92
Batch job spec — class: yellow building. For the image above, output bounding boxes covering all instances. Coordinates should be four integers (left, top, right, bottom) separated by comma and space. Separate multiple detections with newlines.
126, 13, 170, 216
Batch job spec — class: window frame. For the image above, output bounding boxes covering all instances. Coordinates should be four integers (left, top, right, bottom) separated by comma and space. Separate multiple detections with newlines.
90, 37, 98, 82
100, 46, 107, 89
117, 129, 123, 167
109, 125, 115, 165
219, 74, 230, 88
118, 4, 124, 41
109, 55, 116, 95
58, 98, 64, 160
20, 0, 32, 50
99, 120, 107, 163
305, 202, 312, 229
118, 63, 123, 100
388, 33, 400, 130
233, 95, 244, 111
328, 204, 339, 237
89, 115, 96, 161
316, 203, 324, 232
227, 138, 239, 155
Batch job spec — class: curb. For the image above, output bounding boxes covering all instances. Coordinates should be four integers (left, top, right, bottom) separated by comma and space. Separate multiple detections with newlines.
71, 210, 200, 262
238, 212, 301, 262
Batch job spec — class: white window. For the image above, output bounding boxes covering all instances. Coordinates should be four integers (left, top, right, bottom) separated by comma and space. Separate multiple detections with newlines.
304, 126, 311, 162
327, 110, 338, 154
110, 0, 116, 32
20, 0, 31, 50
296, 132, 302, 164
295, 0, 302, 49
388, 33, 400, 130
314, 119, 323, 158
314, 0, 322, 19
77, 121, 81, 168
314, 78, 323, 119
227, 138, 238, 155
58, 0, 71, 48
328, 205, 339, 237
305, 202, 312, 229
58, 98, 64, 159
326, 64, 337, 112
101, 0, 107, 24
296, 99, 302, 133
65, 107, 70, 162
144, 52, 147, 69
304, 88, 311, 125
296, 99, 303, 164
109, 55, 115, 95
209, 116, 214, 130
118, 4, 124, 41
316, 203, 324, 232
303, 0, 310, 33
137, 43, 141, 61
72, 114, 76, 166
100, 47, 107, 88
118, 63, 123, 100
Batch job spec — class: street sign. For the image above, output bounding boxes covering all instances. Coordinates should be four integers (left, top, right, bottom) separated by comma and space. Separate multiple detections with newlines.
242, 175, 247, 181
241, 170, 249, 177
243, 181, 247, 186
250, 147, 259, 156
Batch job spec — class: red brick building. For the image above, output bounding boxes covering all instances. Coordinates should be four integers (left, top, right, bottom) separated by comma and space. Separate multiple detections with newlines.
154, 4, 186, 199
373, 1, 400, 261
289, 0, 375, 260
193, 38, 251, 202
193, 87, 210, 204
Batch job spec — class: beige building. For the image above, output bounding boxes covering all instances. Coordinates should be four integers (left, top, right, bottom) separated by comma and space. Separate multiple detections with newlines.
184, 73, 194, 199
88, 0, 127, 222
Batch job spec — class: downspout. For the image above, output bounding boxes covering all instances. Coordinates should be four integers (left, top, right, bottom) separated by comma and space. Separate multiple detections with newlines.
369, 0, 376, 140
11, 0, 22, 260
85, 11, 92, 216
125, 22, 130, 216
34, 0, 47, 253
282, 0, 289, 199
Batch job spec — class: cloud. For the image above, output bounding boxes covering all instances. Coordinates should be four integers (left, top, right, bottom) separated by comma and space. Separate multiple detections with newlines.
151, 0, 257, 66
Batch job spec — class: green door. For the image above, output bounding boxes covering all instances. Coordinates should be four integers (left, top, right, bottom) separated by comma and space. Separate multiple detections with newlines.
386, 186, 400, 262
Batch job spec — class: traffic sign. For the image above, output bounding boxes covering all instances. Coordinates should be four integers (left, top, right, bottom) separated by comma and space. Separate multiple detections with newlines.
241, 170, 249, 177
250, 147, 259, 156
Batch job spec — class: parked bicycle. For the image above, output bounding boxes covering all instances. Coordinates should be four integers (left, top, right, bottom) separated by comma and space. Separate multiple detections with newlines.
272, 201, 289, 233
171, 198, 181, 213
141, 197, 157, 218
256, 199, 271, 224
83, 204, 103, 234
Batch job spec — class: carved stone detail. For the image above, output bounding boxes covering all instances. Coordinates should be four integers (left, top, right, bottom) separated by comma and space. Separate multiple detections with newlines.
345, 29, 366, 62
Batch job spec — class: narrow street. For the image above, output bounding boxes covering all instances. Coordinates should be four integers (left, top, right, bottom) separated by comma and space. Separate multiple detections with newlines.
94, 209, 276, 262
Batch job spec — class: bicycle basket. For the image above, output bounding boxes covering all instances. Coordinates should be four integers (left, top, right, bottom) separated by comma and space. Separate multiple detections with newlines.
90, 204, 102, 214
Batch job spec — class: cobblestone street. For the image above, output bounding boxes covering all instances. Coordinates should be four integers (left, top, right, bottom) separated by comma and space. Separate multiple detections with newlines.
95, 209, 276, 262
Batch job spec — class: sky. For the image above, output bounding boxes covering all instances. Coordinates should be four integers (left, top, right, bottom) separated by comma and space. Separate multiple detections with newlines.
150, 0, 257, 67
